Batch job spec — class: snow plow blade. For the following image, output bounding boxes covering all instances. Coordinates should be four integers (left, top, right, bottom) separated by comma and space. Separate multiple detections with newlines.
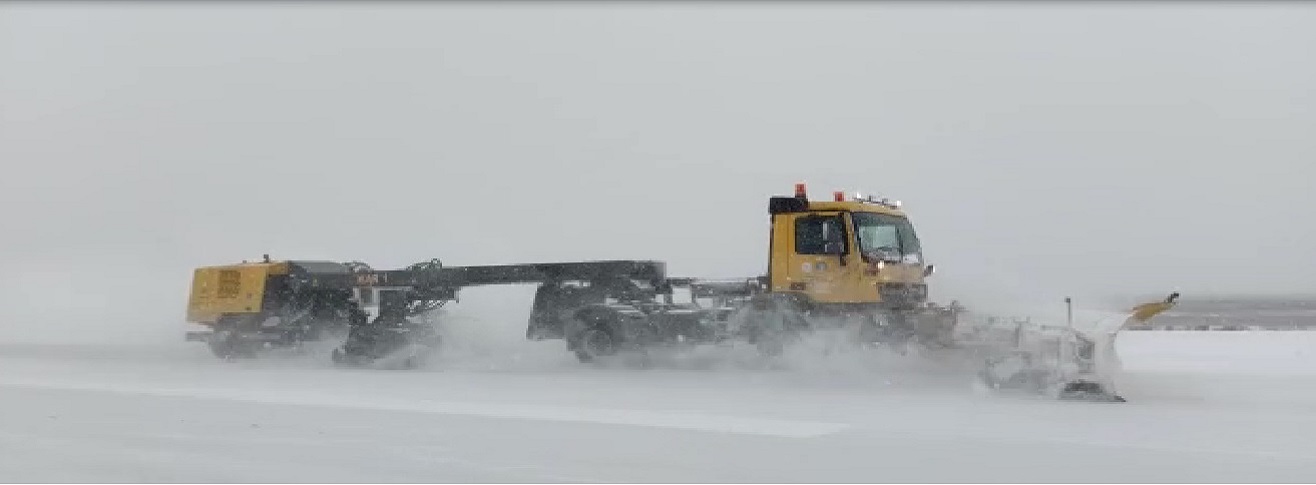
1056, 291, 1181, 403
967, 292, 1181, 403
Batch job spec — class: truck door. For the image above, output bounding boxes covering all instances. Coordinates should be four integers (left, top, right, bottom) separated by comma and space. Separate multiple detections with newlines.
770, 211, 854, 301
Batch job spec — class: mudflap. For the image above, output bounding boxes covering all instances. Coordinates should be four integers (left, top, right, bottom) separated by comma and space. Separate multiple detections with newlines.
1057, 380, 1126, 403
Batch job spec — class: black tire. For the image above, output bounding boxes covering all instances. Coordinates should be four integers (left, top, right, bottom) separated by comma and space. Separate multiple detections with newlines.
207, 328, 257, 360
573, 326, 617, 363
567, 305, 629, 364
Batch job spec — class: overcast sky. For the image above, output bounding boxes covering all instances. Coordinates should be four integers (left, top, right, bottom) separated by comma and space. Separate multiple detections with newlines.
1, 2, 1313, 337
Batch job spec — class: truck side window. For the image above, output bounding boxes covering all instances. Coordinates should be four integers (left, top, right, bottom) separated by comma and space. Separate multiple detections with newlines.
795, 216, 844, 255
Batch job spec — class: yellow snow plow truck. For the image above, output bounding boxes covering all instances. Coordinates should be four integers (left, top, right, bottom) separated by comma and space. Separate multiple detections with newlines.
184, 183, 1178, 401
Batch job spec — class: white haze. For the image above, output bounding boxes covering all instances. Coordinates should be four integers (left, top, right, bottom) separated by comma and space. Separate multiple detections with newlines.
4, 5, 1316, 482
0, 4, 1313, 342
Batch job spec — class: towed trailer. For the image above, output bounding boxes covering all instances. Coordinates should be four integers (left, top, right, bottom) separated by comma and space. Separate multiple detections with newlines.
185, 256, 773, 363
185, 256, 688, 361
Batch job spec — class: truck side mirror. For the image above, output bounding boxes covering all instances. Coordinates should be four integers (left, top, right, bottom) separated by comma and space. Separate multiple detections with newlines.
923, 264, 935, 277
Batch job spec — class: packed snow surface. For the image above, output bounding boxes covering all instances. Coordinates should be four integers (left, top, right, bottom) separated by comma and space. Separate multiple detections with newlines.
2, 330, 1315, 482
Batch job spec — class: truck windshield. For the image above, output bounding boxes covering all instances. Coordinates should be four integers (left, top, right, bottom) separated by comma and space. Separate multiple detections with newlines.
851, 212, 923, 262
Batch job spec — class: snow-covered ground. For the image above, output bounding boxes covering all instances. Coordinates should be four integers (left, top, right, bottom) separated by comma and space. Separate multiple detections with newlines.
2, 330, 1314, 482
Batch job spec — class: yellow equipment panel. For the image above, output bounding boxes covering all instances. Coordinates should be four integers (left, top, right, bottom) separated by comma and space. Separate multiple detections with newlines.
186, 262, 284, 324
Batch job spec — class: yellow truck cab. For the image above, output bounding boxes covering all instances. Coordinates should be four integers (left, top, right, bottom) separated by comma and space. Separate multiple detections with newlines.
766, 183, 932, 312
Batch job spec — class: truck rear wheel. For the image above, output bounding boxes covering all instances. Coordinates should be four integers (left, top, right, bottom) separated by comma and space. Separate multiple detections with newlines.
573, 326, 617, 363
